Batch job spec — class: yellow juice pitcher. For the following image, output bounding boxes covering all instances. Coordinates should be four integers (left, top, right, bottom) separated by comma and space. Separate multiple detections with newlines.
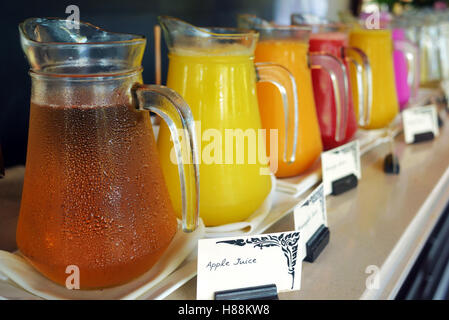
158, 16, 298, 226
348, 28, 399, 129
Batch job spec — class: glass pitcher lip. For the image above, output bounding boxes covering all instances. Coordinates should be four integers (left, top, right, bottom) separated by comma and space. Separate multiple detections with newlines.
238, 14, 312, 32
19, 17, 146, 46
350, 28, 392, 35
29, 67, 143, 80
158, 15, 258, 39
251, 24, 312, 32
297, 22, 350, 33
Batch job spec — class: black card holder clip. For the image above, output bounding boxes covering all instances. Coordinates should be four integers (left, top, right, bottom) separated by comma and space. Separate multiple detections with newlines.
384, 153, 400, 175
214, 284, 279, 300
304, 225, 330, 263
437, 113, 444, 128
331, 173, 358, 196
413, 131, 434, 144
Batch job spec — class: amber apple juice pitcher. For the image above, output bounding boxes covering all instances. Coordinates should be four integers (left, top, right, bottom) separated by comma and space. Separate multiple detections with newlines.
17, 18, 200, 289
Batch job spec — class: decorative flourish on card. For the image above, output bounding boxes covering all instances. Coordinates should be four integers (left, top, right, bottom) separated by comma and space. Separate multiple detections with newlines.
303, 184, 325, 209
217, 232, 300, 289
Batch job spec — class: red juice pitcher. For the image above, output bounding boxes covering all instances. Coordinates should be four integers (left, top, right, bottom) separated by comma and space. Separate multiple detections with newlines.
309, 30, 371, 150
292, 18, 372, 150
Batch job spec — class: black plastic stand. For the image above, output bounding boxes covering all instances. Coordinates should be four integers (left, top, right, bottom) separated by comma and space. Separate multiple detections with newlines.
214, 284, 279, 300
413, 131, 435, 144
438, 113, 444, 128
331, 174, 358, 196
304, 225, 330, 263
384, 153, 400, 175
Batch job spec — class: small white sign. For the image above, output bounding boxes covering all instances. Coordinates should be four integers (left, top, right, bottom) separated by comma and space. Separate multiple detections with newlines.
402, 105, 439, 144
321, 140, 361, 196
294, 183, 327, 256
197, 231, 304, 300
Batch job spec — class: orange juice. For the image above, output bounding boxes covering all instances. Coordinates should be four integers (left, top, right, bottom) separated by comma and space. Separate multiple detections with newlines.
349, 29, 399, 129
254, 40, 323, 177
158, 50, 272, 226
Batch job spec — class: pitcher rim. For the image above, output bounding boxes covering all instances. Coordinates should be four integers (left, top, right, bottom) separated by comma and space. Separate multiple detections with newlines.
29, 67, 143, 80
19, 17, 146, 46
158, 15, 258, 39
292, 22, 351, 32
248, 24, 312, 33
238, 14, 312, 33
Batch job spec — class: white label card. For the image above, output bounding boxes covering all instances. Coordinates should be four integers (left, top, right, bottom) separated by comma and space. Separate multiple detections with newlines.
197, 231, 305, 300
402, 105, 439, 144
321, 140, 361, 196
294, 183, 327, 255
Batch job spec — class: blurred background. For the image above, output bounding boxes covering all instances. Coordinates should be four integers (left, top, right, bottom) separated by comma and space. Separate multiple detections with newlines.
0, 0, 443, 167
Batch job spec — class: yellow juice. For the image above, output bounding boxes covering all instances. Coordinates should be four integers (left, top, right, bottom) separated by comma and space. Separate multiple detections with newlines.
349, 29, 399, 129
157, 50, 272, 227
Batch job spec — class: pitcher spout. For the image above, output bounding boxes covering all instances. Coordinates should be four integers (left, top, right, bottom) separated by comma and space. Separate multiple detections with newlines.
158, 15, 258, 55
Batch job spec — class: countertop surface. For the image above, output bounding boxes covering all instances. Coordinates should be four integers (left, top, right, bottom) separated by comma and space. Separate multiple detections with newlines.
2, 109, 449, 300
167, 109, 449, 300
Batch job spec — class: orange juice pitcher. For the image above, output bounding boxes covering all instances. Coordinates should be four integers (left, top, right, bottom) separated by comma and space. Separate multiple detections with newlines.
238, 15, 350, 177
17, 18, 200, 289
158, 17, 298, 226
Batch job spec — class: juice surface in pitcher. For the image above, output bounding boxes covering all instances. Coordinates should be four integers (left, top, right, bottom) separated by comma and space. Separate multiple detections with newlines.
309, 32, 358, 150
349, 29, 399, 129
17, 101, 177, 289
158, 49, 272, 227
254, 40, 323, 177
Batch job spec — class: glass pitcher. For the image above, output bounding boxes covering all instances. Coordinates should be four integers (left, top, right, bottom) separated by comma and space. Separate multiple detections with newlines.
158, 16, 297, 227
433, 9, 449, 82
439, 20, 449, 81
391, 27, 420, 110
348, 28, 399, 129
291, 17, 372, 150
17, 18, 199, 289
239, 15, 350, 168
403, 10, 442, 88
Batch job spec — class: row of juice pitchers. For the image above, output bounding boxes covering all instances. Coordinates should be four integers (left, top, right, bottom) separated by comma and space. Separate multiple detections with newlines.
358, 8, 449, 87
15, 14, 420, 289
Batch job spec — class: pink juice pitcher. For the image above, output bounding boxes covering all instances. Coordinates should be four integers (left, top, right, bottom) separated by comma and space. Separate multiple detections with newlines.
392, 28, 420, 110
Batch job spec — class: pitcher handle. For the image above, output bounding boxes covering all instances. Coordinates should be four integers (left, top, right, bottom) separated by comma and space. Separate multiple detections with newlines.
309, 52, 349, 143
132, 84, 200, 232
395, 39, 420, 102
344, 47, 373, 127
255, 62, 299, 164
